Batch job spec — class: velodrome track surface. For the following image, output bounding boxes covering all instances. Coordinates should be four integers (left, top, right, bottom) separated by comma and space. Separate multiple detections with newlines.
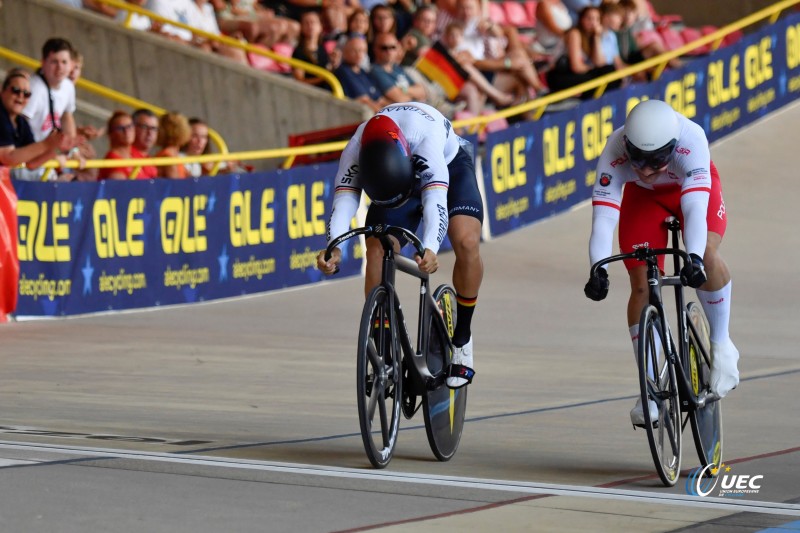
2, 103, 799, 532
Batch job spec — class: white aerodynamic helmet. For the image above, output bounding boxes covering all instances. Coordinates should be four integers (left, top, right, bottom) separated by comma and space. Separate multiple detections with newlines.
623, 99, 680, 170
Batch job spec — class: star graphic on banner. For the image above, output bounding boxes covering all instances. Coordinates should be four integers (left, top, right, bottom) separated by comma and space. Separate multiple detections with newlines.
73, 198, 84, 222
81, 255, 94, 295
218, 245, 229, 282
207, 191, 216, 213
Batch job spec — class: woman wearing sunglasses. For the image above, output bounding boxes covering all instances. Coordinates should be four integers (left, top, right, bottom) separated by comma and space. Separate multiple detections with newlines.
583, 99, 740, 424
0, 69, 66, 174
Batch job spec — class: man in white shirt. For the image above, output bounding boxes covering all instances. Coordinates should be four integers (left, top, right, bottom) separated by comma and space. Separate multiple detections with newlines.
23, 38, 78, 143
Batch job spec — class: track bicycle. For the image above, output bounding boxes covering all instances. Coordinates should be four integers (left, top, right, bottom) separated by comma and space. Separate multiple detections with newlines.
325, 225, 473, 469
589, 217, 723, 487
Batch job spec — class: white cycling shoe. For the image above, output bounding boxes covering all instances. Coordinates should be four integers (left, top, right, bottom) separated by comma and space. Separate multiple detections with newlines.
630, 397, 659, 427
710, 338, 740, 398
447, 337, 474, 388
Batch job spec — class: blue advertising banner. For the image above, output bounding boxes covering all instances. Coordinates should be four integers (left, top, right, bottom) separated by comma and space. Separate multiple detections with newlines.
483, 14, 800, 238
14, 163, 361, 316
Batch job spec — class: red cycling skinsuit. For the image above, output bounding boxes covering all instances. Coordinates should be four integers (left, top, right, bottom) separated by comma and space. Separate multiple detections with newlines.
589, 114, 727, 271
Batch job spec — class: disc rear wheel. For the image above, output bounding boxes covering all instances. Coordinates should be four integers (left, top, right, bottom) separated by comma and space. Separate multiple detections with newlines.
422, 285, 467, 461
686, 302, 723, 471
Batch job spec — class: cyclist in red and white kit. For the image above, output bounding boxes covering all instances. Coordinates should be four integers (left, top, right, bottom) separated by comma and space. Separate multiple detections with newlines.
316, 102, 484, 388
584, 99, 739, 426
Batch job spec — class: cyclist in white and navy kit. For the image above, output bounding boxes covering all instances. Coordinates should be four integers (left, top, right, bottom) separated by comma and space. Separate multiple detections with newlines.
584, 99, 740, 426
317, 102, 483, 387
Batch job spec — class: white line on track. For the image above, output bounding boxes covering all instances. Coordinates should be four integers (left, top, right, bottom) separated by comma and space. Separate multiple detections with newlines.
1, 440, 798, 517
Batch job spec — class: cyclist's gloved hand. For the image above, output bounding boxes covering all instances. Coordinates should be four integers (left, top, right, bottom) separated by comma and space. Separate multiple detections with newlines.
584, 268, 609, 301
680, 253, 706, 288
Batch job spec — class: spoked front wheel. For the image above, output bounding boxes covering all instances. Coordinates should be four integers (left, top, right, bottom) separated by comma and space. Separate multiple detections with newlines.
638, 305, 682, 486
357, 285, 402, 469
686, 302, 723, 471
422, 284, 467, 461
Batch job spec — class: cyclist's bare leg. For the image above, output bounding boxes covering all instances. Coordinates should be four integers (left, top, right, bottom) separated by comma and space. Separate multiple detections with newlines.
626, 265, 649, 327
626, 264, 661, 420
364, 235, 401, 298
448, 215, 483, 301
448, 214, 483, 347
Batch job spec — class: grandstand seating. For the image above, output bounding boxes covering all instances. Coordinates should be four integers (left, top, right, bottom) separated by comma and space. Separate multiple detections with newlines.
645, 0, 683, 27
656, 25, 687, 51
502, 1, 536, 31
488, 2, 508, 25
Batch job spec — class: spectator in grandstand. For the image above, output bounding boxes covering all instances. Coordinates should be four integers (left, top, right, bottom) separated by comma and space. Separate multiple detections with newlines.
181, 117, 214, 177
147, 0, 198, 43
530, 0, 573, 61
334, 35, 389, 111
545, 5, 622, 97
98, 110, 158, 180
212, 0, 300, 48
0, 69, 66, 178
322, 3, 348, 39
66, 48, 101, 182
432, 0, 458, 39
19, 38, 83, 181
347, 7, 371, 40
155, 112, 192, 179
441, 21, 516, 113
145, 0, 248, 63
400, 5, 438, 66
369, 32, 429, 103
368, 5, 398, 61
452, 0, 547, 101
132, 108, 160, 156
114, 0, 153, 31
598, 3, 628, 71
292, 10, 334, 87
24, 38, 79, 145
615, 0, 654, 35
333, 8, 372, 69
561, 0, 601, 24
192, 0, 250, 64
180, 117, 248, 176
615, 0, 681, 70
68, 49, 84, 85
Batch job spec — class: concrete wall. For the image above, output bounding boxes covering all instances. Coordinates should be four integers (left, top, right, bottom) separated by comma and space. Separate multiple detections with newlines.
0, 0, 368, 168
648, 0, 790, 29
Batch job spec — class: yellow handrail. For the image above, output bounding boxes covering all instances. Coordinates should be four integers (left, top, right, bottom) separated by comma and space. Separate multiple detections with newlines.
89, 0, 345, 99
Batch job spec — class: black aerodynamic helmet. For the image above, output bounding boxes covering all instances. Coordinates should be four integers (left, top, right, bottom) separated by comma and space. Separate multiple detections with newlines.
358, 115, 415, 208
623, 99, 680, 170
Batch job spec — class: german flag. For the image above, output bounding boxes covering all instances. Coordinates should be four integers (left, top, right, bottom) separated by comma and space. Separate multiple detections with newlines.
414, 41, 469, 100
